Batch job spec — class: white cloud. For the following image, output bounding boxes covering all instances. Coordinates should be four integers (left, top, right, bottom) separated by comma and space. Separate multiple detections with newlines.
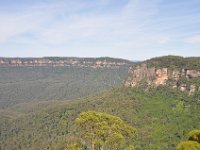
0, 6, 51, 43
0, 0, 94, 43
0, 0, 161, 45
158, 36, 170, 44
185, 35, 200, 44
1, 0, 200, 59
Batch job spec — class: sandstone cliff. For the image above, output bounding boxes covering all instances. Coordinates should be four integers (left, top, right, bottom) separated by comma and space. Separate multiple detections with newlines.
124, 64, 200, 95
0, 57, 132, 68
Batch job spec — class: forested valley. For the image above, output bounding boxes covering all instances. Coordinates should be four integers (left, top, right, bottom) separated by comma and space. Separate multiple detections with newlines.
0, 56, 200, 150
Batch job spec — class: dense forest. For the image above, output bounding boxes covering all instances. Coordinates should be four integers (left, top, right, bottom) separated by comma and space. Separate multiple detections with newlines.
0, 56, 200, 150
1, 87, 200, 150
0, 66, 129, 109
146, 55, 200, 70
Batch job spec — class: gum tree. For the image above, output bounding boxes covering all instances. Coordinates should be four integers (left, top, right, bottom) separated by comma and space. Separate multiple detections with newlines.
75, 111, 136, 150
176, 130, 200, 150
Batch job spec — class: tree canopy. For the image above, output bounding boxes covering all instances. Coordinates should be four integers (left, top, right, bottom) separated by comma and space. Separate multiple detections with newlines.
176, 130, 200, 150
74, 111, 136, 150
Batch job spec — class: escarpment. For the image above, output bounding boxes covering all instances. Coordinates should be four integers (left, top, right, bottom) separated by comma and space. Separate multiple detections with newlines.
124, 63, 200, 95
0, 57, 132, 68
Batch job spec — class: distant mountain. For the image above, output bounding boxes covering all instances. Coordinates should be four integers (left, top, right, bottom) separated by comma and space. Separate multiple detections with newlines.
0, 57, 133, 68
0, 57, 133, 109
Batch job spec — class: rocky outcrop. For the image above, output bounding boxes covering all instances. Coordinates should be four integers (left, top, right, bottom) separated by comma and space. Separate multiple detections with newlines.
154, 68, 168, 85
124, 64, 200, 95
125, 64, 155, 87
180, 84, 187, 92
172, 70, 181, 80
124, 64, 155, 87
189, 85, 196, 95
124, 64, 169, 87
0, 57, 132, 68
186, 70, 200, 79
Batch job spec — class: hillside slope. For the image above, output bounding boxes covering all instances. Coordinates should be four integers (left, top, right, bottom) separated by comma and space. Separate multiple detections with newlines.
1, 87, 199, 150
1, 55, 200, 150
145, 55, 200, 70
0, 66, 129, 109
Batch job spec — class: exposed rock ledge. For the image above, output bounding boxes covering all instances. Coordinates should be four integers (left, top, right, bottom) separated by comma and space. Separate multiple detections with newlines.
0, 57, 132, 68
124, 64, 200, 95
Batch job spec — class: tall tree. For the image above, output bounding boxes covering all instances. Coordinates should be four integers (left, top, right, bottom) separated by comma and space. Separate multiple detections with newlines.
75, 111, 136, 150
176, 130, 200, 150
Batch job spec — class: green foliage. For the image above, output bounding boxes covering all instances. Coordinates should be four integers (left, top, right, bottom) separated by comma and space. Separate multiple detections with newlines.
65, 143, 82, 150
176, 130, 200, 150
176, 141, 200, 150
75, 111, 136, 150
0, 66, 129, 109
146, 55, 200, 70
1, 56, 200, 150
124, 145, 135, 150
188, 130, 200, 143
0, 87, 199, 150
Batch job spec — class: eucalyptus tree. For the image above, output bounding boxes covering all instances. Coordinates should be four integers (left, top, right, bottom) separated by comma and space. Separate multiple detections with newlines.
75, 111, 136, 150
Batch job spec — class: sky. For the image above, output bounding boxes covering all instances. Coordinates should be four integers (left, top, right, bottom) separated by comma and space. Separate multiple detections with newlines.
0, 0, 200, 60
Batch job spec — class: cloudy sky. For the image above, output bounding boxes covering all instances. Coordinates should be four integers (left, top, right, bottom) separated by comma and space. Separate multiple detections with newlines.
0, 0, 200, 60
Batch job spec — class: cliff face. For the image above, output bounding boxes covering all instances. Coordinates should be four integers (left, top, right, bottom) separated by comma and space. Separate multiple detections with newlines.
0, 57, 132, 68
124, 64, 200, 95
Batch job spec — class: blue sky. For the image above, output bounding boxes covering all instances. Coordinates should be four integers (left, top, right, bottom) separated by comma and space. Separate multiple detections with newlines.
0, 0, 200, 60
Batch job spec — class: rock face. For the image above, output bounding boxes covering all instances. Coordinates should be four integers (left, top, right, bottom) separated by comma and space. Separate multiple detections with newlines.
124, 64, 169, 87
0, 57, 132, 68
186, 70, 200, 79
124, 64, 155, 87
124, 64, 200, 95
154, 68, 168, 85
189, 85, 196, 95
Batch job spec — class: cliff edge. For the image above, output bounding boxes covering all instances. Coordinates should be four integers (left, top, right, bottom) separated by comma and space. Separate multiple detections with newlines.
124, 56, 200, 96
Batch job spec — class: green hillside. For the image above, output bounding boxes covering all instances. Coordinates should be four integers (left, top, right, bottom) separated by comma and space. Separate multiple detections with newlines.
145, 55, 200, 70
1, 56, 200, 150
1, 87, 199, 150
0, 66, 129, 109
